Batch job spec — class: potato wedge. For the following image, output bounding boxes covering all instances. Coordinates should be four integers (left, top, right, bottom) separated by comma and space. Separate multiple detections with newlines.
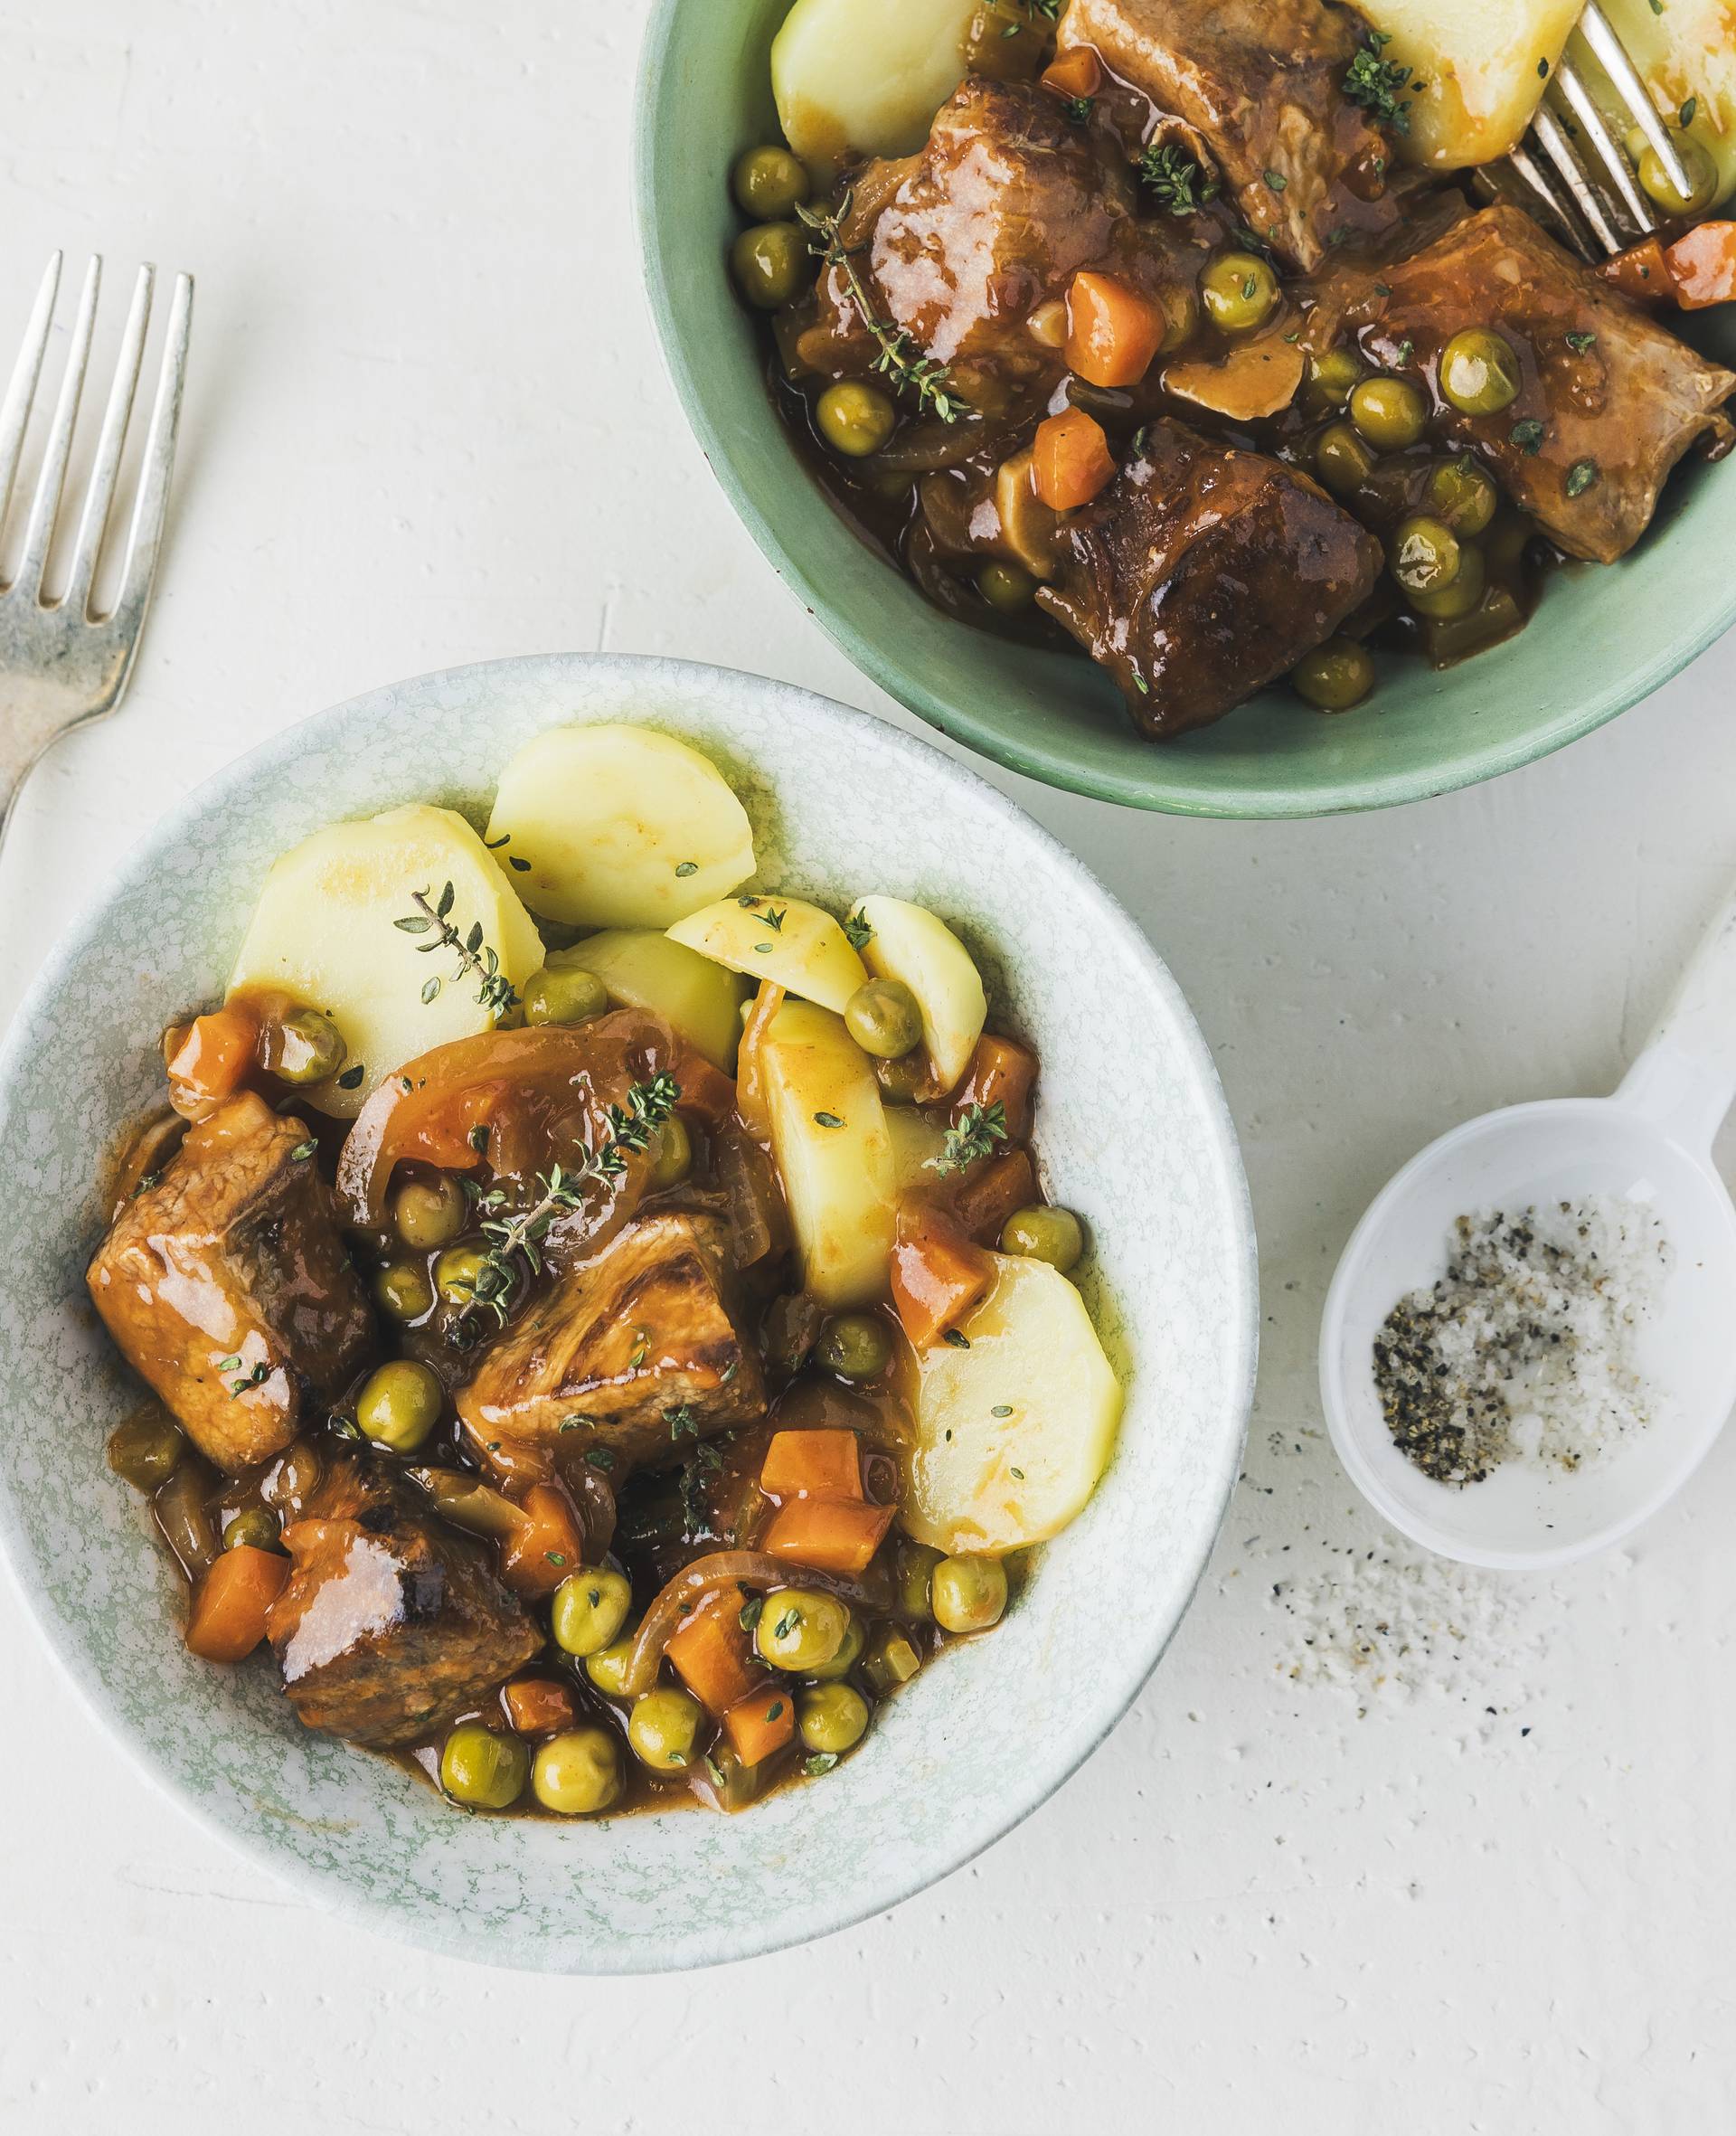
759, 998, 894, 1308
486, 723, 755, 930
772, 0, 979, 175
548, 929, 750, 1072
229, 805, 544, 1117
901, 1254, 1122, 1555
854, 894, 986, 1094
1358, 0, 1583, 168
886, 1105, 948, 1194
667, 894, 869, 1016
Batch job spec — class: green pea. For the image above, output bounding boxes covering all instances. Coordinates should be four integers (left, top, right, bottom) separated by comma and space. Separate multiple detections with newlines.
814, 1311, 892, 1383
931, 1553, 1008, 1634
392, 1173, 467, 1250
806, 1611, 865, 1681
731, 144, 810, 221
222, 1507, 281, 1553
978, 561, 1036, 613
440, 1723, 528, 1810
873, 1051, 928, 1104
892, 1539, 942, 1621
433, 1243, 490, 1308
1305, 346, 1363, 412
816, 380, 898, 458
731, 221, 807, 310
1314, 420, 1377, 497
373, 1259, 435, 1322
584, 1638, 637, 1697
1349, 375, 1429, 451
107, 1410, 186, 1491
1439, 329, 1520, 417
1427, 458, 1497, 536
999, 1204, 1083, 1273
1200, 250, 1280, 336
1637, 133, 1717, 217
1290, 638, 1375, 712
523, 965, 609, 1028
1389, 514, 1461, 597
755, 1589, 851, 1673
532, 1727, 622, 1815
844, 978, 923, 1060
862, 1624, 922, 1694
261, 1007, 346, 1086
647, 1114, 692, 1190
355, 1359, 442, 1453
552, 1567, 633, 1658
627, 1687, 705, 1771
799, 1683, 870, 1756
1408, 542, 1486, 620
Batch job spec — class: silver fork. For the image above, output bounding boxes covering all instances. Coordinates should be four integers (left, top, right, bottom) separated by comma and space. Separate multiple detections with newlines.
1503, 0, 1695, 260
0, 253, 194, 846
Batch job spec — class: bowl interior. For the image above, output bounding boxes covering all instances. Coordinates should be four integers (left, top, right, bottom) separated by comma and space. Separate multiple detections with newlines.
0, 652, 1256, 1972
636, 0, 1736, 817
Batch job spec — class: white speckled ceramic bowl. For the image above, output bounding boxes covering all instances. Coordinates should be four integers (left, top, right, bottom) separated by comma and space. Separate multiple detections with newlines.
0, 653, 1256, 1972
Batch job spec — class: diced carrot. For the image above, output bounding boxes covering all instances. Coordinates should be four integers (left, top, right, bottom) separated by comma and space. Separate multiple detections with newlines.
499, 1482, 586, 1598
760, 1427, 863, 1502
763, 1495, 896, 1578
165, 1003, 260, 1119
890, 1202, 994, 1349
1032, 407, 1117, 513
1597, 235, 1670, 306
1042, 46, 1101, 99
185, 1544, 288, 1662
953, 1031, 1038, 1141
1065, 269, 1167, 389
1665, 221, 1736, 309
722, 1685, 797, 1765
504, 1677, 578, 1734
666, 1584, 765, 1717
950, 1147, 1037, 1245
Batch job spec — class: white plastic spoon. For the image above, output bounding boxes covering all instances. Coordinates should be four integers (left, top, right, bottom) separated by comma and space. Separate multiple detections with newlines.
1320, 881, 1736, 1570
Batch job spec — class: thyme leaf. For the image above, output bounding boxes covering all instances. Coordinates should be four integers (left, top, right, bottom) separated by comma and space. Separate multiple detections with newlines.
927, 1100, 1009, 1177
1139, 141, 1218, 214
1343, 32, 1415, 134
396, 882, 520, 1016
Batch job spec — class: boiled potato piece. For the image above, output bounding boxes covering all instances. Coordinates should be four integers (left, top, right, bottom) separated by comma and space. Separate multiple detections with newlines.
854, 894, 986, 1093
1358, 0, 1582, 168
886, 1105, 948, 1193
486, 724, 754, 930
759, 998, 894, 1308
902, 1255, 1122, 1555
773, 0, 978, 175
230, 805, 544, 1117
548, 929, 749, 1072
667, 894, 869, 1015
1597, 0, 1736, 206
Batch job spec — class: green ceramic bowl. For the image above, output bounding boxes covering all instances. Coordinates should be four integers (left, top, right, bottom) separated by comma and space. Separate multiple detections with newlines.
635, 0, 1736, 817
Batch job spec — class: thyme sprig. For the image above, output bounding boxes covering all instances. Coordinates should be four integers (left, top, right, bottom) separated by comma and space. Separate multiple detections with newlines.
1139, 142, 1219, 215
796, 195, 970, 425
395, 882, 520, 1016
928, 1100, 1009, 1177
1343, 32, 1415, 134
454, 1073, 683, 1325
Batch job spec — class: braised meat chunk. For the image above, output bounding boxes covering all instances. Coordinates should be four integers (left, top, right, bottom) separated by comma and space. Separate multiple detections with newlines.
1056, 0, 1401, 269
799, 77, 1194, 405
457, 1211, 767, 1471
1318, 204, 1736, 563
267, 1459, 539, 1745
88, 1092, 373, 1472
1038, 420, 1382, 733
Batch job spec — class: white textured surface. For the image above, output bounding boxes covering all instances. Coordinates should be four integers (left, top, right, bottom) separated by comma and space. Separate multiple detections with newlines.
1, 1, 1733, 2127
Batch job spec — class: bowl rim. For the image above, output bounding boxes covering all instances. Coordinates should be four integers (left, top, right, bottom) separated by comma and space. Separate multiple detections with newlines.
632, 0, 1736, 819
0, 650, 1260, 1971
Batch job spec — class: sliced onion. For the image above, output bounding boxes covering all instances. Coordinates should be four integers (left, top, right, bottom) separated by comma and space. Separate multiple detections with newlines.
571, 1461, 618, 1562
618, 1549, 892, 1698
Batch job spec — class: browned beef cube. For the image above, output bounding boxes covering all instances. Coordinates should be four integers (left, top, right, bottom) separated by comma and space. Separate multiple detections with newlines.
456, 1212, 766, 1472
268, 1460, 539, 1745
798, 78, 1194, 407
1308, 204, 1736, 562
88, 1092, 373, 1473
1057, 0, 1401, 269
1037, 419, 1382, 734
